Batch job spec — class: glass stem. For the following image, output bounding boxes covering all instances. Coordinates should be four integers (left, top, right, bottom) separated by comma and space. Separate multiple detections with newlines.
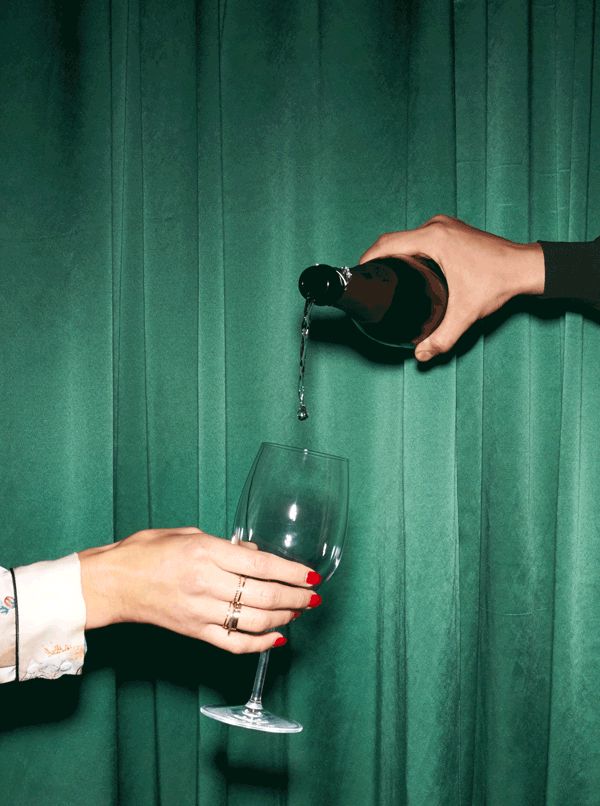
245, 649, 270, 711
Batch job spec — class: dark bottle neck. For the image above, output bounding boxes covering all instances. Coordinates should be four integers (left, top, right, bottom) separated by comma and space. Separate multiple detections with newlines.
298, 264, 350, 305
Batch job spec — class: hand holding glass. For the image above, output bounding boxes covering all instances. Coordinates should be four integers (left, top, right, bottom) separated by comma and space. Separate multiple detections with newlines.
201, 442, 349, 733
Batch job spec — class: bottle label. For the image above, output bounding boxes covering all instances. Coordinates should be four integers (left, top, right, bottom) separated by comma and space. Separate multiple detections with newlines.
339, 265, 398, 323
339, 256, 448, 347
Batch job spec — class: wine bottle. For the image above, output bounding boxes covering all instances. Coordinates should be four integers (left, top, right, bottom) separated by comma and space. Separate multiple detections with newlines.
298, 256, 448, 348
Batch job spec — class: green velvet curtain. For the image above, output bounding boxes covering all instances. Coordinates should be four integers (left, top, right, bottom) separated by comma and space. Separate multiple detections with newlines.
1, 1, 600, 804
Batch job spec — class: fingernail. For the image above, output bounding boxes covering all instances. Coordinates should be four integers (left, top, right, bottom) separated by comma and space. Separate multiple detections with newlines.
309, 593, 322, 608
273, 636, 287, 648
306, 571, 322, 585
415, 350, 434, 362
293, 611, 302, 619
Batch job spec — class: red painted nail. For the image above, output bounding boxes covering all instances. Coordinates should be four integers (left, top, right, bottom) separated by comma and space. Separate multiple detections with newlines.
306, 571, 322, 586
292, 611, 302, 619
309, 593, 322, 608
273, 636, 287, 648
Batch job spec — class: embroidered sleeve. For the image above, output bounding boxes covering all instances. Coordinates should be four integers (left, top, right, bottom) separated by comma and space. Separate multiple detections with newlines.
12, 554, 87, 682
0, 567, 17, 683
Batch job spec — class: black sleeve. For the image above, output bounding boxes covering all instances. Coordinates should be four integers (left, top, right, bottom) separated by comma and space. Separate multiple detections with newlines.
538, 237, 600, 304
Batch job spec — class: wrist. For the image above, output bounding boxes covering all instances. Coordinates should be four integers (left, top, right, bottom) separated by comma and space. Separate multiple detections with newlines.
511, 242, 545, 296
78, 543, 125, 630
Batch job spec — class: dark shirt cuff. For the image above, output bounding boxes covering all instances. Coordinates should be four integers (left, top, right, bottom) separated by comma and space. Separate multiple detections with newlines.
539, 238, 600, 303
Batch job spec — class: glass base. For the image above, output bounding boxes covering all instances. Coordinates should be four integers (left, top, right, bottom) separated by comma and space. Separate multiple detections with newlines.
200, 703, 303, 733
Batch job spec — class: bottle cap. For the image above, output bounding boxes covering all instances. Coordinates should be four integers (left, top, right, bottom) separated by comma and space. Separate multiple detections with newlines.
298, 265, 344, 305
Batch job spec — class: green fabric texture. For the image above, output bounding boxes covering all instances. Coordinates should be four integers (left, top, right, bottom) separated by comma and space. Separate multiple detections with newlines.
1, 1, 600, 804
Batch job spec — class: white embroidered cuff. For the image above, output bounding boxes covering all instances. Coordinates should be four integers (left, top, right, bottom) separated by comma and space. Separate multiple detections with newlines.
0, 568, 17, 683
14, 554, 87, 681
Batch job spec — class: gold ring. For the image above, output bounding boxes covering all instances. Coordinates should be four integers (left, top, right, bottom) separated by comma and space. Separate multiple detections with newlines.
222, 576, 247, 633
223, 600, 242, 634
232, 575, 246, 606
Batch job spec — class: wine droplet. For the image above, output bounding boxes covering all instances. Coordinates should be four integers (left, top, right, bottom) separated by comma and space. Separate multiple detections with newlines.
297, 299, 313, 421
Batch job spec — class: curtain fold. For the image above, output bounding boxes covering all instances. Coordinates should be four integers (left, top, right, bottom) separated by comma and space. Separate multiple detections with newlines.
1, 1, 600, 804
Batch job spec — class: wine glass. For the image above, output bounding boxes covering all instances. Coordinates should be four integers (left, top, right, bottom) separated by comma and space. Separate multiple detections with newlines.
200, 441, 349, 733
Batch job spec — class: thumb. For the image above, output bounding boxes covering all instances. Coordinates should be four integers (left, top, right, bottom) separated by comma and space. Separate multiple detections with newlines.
414, 303, 472, 362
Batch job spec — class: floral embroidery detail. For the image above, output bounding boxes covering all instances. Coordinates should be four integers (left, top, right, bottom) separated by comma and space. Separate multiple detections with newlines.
0, 596, 15, 616
43, 643, 85, 659
44, 643, 72, 656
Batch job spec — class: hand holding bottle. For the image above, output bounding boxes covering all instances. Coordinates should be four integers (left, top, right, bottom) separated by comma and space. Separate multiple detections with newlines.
360, 215, 545, 362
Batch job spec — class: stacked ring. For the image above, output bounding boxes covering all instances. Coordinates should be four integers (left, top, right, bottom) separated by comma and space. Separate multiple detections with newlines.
232, 575, 246, 606
223, 575, 247, 634
223, 601, 242, 633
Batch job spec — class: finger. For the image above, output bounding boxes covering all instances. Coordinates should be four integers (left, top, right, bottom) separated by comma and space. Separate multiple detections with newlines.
207, 567, 317, 611
237, 605, 299, 633
359, 227, 433, 265
215, 601, 298, 634
137, 527, 203, 539
214, 542, 320, 587
414, 301, 475, 361
234, 576, 318, 611
200, 624, 287, 654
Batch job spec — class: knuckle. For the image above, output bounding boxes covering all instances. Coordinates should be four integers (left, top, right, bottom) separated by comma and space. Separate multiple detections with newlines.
258, 586, 280, 608
232, 636, 252, 655
426, 213, 452, 226
430, 336, 450, 353
263, 612, 278, 631
268, 588, 282, 608
198, 533, 216, 551
245, 609, 265, 632
428, 220, 447, 237
425, 221, 452, 254
256, 586, 271, 606
249, 552, 268, 576
191, 539, 209, 565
